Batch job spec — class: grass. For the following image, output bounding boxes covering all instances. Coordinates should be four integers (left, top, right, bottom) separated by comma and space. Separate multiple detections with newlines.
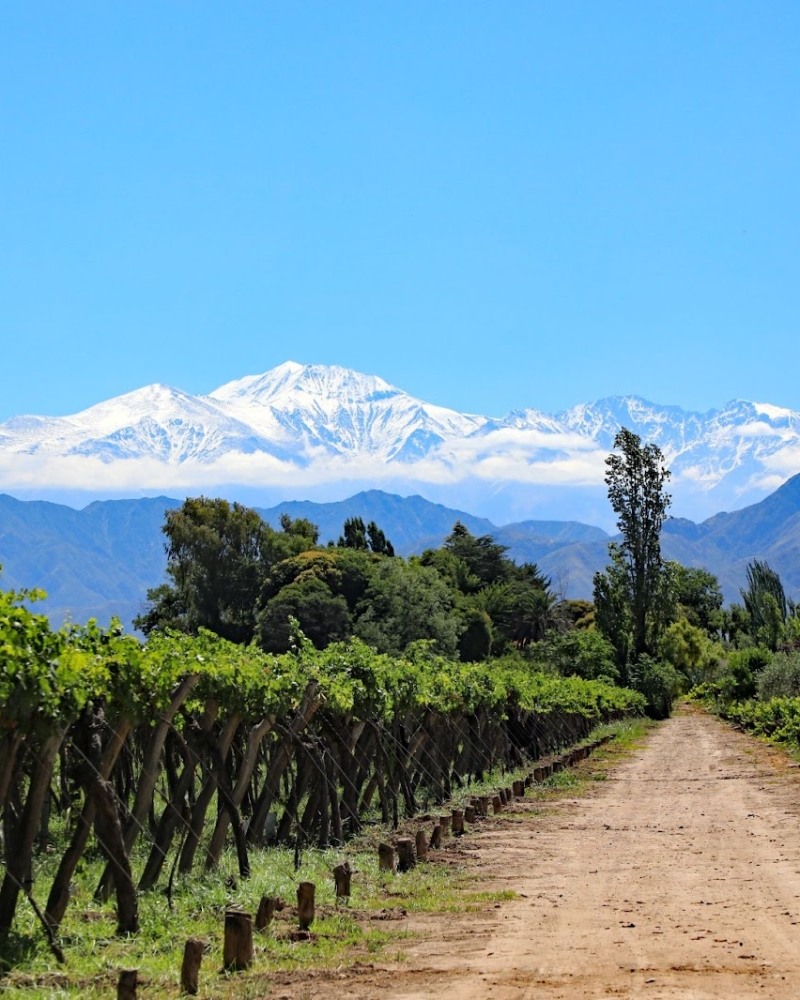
0, 716, 655, 998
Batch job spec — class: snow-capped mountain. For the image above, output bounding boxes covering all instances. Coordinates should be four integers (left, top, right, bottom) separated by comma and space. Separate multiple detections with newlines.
1, 362, 799, 525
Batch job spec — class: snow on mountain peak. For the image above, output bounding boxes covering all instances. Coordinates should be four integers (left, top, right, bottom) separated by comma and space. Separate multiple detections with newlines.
1, 362, 799, 522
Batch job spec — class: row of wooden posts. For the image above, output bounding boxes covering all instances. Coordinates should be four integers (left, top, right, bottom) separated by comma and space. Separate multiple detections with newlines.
116, 734, 611, 998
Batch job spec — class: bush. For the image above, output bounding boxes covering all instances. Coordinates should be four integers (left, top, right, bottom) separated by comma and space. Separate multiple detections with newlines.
757, 651, 800, 702
631, 654, 681, 719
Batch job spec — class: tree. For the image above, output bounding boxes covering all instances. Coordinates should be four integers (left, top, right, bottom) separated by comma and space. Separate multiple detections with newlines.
443, 522, 511, 588
257, 578, 352, 653
135, 497, 282, 643
672, 564, 724, 636
354, 559, 460, 658
594, 428, 672, 664
740, 559, 788, 651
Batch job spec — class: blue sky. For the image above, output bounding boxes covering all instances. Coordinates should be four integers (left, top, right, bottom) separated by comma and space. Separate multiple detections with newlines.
1, 2, 799, 424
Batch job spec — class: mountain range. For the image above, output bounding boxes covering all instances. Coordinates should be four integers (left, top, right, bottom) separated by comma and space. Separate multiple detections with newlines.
1, 474, 799, 630
2, 362, 799, 525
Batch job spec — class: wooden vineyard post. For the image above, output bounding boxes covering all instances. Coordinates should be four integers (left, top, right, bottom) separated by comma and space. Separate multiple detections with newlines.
256, 895, 280, 930
429, 824, 442, 849
378, 842, 396, 874
180, 938, 204, 995
505, 786, 514, 802
297, 881, 315, 930
533, 766, 544, 782
451, 809, 464, 836
415, 829, 428, 861
117, 969, 138, 1000
480, 796, 492, 816
498, 788, 506, 806
333, 861, 352, 900
513, 780, 525, 797
396, 838, 416, 872
464, 804, 476, 824
438, 814, 451, 837
492, 795, 502, 814
223, 910, 254, 971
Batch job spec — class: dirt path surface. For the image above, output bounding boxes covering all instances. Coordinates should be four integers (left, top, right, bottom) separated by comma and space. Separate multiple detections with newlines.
291, 710, 800, 999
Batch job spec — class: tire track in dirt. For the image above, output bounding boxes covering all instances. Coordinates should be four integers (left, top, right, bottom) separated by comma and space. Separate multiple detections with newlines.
297, 709, 800, 999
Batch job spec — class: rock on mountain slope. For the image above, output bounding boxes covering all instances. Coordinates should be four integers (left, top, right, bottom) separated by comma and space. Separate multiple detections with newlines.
1, 362, 799, 523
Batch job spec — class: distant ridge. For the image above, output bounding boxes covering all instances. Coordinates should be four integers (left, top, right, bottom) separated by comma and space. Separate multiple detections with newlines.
1, 476, 799, 629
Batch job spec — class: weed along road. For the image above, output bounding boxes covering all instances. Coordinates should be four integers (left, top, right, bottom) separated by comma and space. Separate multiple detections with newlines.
326, 710, 800, 1000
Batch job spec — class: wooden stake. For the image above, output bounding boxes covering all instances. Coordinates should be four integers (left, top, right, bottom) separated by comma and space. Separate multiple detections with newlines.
451, 809, 464, 836
429, 824, 442, 849
513, 780, 525, 797
297, 881, 315, 930
255, 895, 280, 930
498, 788, 507, 806
223, 910, 254, 971
180, 938, 204, 995
492, 795, 502, 814
117, 969, 138, 1000
396, 838, 416, 872
378, 842, 396, 874
464, 805, 476, 823
479, 796, 492, 816
438, 814, 451, 836
415, 829, 428, 861
333, 861, 352, 900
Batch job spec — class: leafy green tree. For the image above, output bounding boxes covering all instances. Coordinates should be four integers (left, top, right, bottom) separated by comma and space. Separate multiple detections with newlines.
593, 428, 672, 667
257, 578, 352, 652
338, 516, 368, 550
545, 630, 619, 683
354, 559, 460, 658
672, 564, 724, 636
660, 618, 722, 688
135, 497, 285, 643
740, 559, 788, 651
444, 522, 512, 589
366, 521, 395, 557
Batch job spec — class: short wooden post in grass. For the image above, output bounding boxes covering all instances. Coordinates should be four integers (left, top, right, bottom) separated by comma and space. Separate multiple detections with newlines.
505, 786, 514, 802
464, 805, 476, 824
396, 838, 416, 872
180, 938, 204, 995
223, 910, 254, 971
533, 766, 544, 782
451, 809, 464, 836
438, 814, 451, 837
498, 788, 507, 806
117, 969, 138, 1000
333, 860, 352, 900
297, 881, 315, 931
415, 829, 428, 861
256, 895, 280, 930
429, 824, 442, 849
524, 773, 533, 787
492, 795, 503, 814
513, 780, 525, 797
378, 842, 397, 874
479, 795, 492, 816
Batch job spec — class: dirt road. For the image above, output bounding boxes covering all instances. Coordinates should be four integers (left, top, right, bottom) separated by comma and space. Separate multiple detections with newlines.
304, 709, 800, 999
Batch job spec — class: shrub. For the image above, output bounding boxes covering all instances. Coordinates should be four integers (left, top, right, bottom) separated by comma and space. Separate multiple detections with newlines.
757, 651, 800, 702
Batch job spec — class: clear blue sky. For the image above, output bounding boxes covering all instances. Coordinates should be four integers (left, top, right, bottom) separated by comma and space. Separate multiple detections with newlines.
1, 2, 799, 423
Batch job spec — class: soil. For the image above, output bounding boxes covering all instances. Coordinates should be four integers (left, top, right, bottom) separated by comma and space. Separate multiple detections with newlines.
270, 708, 800, 999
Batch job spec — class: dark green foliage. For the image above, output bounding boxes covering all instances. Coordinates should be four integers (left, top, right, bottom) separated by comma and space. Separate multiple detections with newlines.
629, 654, 680, 720
257, 578, 352, 652
672, 564, 724, 635
545, 629, 619, 683
444, 521, 512, 589
338, 516, 368, 550
135, 497, 291, 643
595, 428, 672, 663
740, 559, 788, 650
457, 605, 493, 661
354, 559, 461, 657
